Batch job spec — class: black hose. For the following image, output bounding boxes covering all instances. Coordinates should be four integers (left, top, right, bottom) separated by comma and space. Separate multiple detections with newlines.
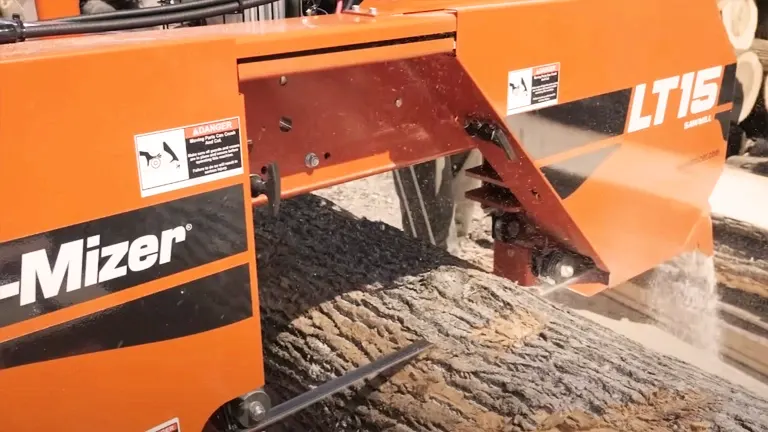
46, 0, 233, 23
22, 0, 277, 38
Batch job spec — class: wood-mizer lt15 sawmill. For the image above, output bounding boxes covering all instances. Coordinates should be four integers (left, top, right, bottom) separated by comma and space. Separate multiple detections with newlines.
0, 0, 739, 431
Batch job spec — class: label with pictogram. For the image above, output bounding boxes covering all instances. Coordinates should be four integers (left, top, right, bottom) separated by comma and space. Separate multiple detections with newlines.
506, 62, 560, 115
135, 117, 244, 197
145, 417, 181, 432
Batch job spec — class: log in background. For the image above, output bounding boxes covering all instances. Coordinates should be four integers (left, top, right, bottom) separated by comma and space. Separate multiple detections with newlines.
254, 195, 768, 432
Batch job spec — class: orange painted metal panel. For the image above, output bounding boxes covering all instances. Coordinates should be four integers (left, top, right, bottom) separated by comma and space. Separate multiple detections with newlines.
34, 0, 80, 20
0, 0, 737, 429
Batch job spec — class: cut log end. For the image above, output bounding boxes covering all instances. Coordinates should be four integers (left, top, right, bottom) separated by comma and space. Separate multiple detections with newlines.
721, 0, 759, 51
736, 50, 763, 122
253, 193, 768, 432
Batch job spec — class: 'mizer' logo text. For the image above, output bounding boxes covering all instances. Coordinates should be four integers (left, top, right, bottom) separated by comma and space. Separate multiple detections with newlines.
627, 65, 723, 133
0, 225, 190, 306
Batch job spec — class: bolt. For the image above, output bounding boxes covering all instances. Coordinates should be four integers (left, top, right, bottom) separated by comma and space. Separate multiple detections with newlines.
395, 97, 403, 108
369, 7, 378, 15
248, 401, 266, 421
279, 76, 287, 86
351, 4, 360, 11
279, 116, 292, 132
559, 264, 575, 279
305, 152, 320, 168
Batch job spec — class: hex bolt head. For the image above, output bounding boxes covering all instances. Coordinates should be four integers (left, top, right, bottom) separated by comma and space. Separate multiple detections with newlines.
369, 7, 378, 15
559, 264, 575, 279
305, 153, 320, 168
351, 4, 360, 11
248, 401, 266, 422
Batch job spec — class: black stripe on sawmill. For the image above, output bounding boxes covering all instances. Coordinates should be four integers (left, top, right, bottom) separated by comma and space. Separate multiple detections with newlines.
718, 62, 738, 106
0, 264, 252, 371
716, 110, 733, 142
505, 88, 632, 160
237, 32, 456, 64
0, 184, 248, 329
540, 143, 621, 200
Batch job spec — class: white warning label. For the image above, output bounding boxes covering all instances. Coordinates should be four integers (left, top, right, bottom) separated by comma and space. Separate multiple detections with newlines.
506, 62, 560, 116
145, 418, 181, 432
135, 117, 244, 197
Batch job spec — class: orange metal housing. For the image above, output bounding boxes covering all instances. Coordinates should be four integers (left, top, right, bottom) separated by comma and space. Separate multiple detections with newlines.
34, 0, 80, 20
0, 1, 735, 431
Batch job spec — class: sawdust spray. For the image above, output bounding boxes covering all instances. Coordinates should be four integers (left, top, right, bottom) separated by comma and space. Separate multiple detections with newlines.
647, 252, 722, 357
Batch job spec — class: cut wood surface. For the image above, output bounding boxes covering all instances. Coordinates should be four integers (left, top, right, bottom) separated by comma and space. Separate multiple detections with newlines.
750, 38, 768, 69
736, 50, 763, 122
712, 213, 768, 300
602, 279, 768, 380
254, 194, 768, 432
720, 0, 758, 51
709, 166, 768, 231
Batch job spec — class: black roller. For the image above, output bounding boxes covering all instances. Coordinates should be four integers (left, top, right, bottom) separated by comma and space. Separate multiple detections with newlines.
0, 0, 278, 42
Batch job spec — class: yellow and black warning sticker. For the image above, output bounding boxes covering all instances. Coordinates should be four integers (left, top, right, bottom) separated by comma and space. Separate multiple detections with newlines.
135, 117, 244, 198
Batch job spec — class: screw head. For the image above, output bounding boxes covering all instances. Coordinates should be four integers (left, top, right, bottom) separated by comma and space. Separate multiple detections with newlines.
395, 97, 403, 108
279, 117, 292, 132
305, 153, 320, 168
248, 401, 266, 421
559, 264, 575, 279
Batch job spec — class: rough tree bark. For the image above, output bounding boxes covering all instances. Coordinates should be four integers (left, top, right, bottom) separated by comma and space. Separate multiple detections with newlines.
254, 194, 768, 432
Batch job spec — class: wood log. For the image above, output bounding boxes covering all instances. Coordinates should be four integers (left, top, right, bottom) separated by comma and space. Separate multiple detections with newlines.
750, 38, 768, 68
721, 0, 759, 52
741, 40, 768, 138
735, 50, 763, 123
755, 0, 768, 39
253, 193, 768, 432
739, 76, 768, 139
712, 214, 768, 299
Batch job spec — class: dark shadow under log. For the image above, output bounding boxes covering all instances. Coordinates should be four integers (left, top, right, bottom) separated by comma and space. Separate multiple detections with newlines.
254, 194, 768, 432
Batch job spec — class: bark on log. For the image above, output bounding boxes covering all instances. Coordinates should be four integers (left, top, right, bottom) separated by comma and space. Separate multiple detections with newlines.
254, 193, 768, 432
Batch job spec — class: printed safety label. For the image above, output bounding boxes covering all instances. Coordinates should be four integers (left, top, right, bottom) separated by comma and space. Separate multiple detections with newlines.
146, 417, 181, 432
506, 62, 560, 115
135, 117, 244, 197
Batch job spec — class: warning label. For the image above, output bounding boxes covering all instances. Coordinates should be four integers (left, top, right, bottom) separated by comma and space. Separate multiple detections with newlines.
506, 62, 560, 116
145, 418, 181, 432
135, 117, 244, 197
